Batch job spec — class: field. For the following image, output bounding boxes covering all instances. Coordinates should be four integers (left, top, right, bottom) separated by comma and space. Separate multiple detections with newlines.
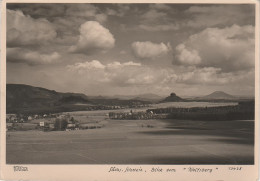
6, 102, 254, 164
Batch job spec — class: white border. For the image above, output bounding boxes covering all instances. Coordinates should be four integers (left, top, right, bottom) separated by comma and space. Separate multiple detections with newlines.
0, 1, 259, 181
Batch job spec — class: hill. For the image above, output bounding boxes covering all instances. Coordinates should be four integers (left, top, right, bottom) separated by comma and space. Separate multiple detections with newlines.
161, 92, 185, 102
6, 84, 151, 114
201, 91, 235, 100
6, 84, 90, 113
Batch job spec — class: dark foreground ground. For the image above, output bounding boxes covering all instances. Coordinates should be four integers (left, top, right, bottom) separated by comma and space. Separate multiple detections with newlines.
6, 119, 254, 164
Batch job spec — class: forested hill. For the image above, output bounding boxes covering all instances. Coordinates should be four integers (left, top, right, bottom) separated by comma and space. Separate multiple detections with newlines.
6, 84, 151, 114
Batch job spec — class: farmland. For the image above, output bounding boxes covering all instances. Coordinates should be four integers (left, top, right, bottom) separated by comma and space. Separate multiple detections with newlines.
6, 102, 254, 164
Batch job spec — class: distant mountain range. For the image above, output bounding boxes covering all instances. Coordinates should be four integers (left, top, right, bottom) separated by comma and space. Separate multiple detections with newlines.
116, 93, 163, 102
6, 84, 253, 114
89, 93, 163, 102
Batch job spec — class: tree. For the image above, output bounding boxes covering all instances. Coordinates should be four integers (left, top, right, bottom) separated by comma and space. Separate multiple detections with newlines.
54, 118, 68, 131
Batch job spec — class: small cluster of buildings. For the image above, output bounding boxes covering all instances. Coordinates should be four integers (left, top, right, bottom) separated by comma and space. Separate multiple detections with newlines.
39, 114, 79, 131
6, 113, 58, 123
6, 113, 81, 132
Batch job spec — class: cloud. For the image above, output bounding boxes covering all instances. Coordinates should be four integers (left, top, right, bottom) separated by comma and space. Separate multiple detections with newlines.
107, 61, 141, 69
141, 9, 167, 21
106, 4, 130, 17
7, 9, 57, 47
67, 59, 253, 89
66, 4, 97, 17
7, 48, 61, 65
67, 60, 160, 86
95, 14, 107, 23
132, 41, 171, 59
138, 4, 178, 32
175, 44, 201, 65
138, 24, 179, 31
176, 67, 229, 85
163, 66, 254, 88
119, 50, 127, 55
185, 5, 255, 28
67, 60, 141, 73
7, 4, 66, 18
69, 21, 115, 55
67, 60, 105, 73
174, 24, 255, 72
65, 4, 107, 23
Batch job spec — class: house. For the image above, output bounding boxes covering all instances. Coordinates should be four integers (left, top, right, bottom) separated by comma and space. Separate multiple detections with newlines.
39, 122, 45, 127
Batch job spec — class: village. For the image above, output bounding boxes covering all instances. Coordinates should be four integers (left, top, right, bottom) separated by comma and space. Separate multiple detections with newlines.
6, 113, 104, 132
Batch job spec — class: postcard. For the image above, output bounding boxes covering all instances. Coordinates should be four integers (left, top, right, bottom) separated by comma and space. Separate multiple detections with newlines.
0, 0, 259, 180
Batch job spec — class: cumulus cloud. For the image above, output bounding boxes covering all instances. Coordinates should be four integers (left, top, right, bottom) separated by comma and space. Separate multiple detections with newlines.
174, 24, 255, 72
69, 21, 115, 55
7, 48, 61, 65
132, 41, 171, 59
7, 9, 57, 47
107, 61, 141, 69
176, 67, 228, 85
175, 44, 201, 65
67, 60, 162, 86
67, 60, 141, 73
163, 66, 254, 87
67, 60, 105, 73
67, 59, 252, 89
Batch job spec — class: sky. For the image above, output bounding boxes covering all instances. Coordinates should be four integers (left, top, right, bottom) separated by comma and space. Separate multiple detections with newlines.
6, 3, 255, 96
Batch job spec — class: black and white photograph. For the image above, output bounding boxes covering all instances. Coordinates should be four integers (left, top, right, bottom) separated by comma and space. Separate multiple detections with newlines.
3, 2, 257, 167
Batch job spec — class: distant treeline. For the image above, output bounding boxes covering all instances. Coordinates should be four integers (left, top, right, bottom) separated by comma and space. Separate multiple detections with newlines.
146, 101, 255, 121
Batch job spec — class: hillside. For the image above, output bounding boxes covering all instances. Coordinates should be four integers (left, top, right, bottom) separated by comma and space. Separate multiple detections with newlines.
161, 92, 185, 102
7, 84, 90, 113
6, 84, 151, 114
